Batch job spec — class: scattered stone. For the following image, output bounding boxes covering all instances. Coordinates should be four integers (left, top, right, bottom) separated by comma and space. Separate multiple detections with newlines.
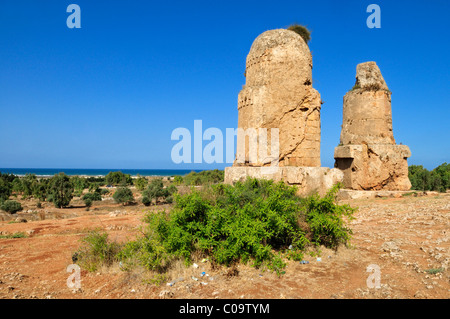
159, 290, 174, 299
26, 229, 35, 236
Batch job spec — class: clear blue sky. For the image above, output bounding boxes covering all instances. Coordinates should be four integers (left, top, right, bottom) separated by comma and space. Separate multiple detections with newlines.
0, 0, 448, 170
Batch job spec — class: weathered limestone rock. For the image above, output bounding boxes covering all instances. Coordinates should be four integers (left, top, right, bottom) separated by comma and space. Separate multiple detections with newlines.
334, 62, 411, 191
225, 29, 343, 196
235, 29, 321, 167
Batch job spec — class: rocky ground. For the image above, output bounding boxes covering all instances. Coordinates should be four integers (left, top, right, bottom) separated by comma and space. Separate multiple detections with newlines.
0, 192, 448, 299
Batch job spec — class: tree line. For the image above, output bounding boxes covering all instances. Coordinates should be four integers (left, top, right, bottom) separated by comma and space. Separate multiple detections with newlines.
408, 163, 449, 193
0, 171, 181, 213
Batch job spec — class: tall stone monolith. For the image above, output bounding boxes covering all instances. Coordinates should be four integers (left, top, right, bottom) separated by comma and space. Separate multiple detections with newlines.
334, 62, 411, 191
234, 29, 322, 167
225, 29, 343, 196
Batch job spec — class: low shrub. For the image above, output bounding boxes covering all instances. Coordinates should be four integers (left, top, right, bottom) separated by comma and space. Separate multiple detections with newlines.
142, 196, 151, 207
0, 200, 23, 214
182, 170, 224, 186
301, 185, 355, 249
73, 230, 122, 272
142, 179, 177, 205
82, 192, 102, 202
113, 187, 134, 205
0, 232, 27, 239
117, 179, 355, 276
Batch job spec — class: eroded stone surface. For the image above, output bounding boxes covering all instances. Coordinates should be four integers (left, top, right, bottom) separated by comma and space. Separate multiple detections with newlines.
235, 29, 321, 167
335, 62, 411, 191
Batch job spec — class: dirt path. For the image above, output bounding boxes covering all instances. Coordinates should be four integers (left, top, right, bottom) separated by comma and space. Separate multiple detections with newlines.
0, 194, 448, 299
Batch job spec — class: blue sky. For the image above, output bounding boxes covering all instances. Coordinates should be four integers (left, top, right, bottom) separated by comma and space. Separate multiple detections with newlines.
0, 0, 448, 170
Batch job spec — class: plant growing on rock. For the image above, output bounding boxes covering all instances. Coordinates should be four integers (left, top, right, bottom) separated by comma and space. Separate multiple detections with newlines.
287, 24, 311, 44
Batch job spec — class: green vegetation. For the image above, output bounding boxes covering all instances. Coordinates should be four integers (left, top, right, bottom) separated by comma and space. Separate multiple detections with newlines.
74, 179, 355, 277
113, 187, 134, 205
0, 200, 23, 214
0, 175, 13, 201
73, 230, 122, 272
173, 175, 183, 185
47, 173, 74, 208
287, 24, 311, 44
71, 176, 89, 196
82, 191, 102, 208
409, 163, 449, 192
0, 232, 27, 239
424, 268, 444, 275
105, 171, 133, 186
142, 179, 177, 205
133, 176, 148, 191
180, 169, 224, 186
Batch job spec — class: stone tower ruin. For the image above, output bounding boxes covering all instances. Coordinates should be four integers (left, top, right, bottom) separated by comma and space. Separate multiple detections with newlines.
235, 29, 322, 168
224, 29, 343, 196
334, 62, 412, 191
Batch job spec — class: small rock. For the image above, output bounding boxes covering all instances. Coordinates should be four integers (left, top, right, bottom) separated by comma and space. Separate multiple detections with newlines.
159, 290, 174, 299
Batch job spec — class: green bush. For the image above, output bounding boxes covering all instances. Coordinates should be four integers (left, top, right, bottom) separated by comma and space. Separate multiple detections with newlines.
32, 182, 47, 202
82, 192, 102, 202
70, 176, 89, 194
133, 177, 148, 191
0, 200, 23, 214
105, 171, 132, 186
118, 179, 355, 276
86, 176, 106, 186
142, 179, 177, 205
302, 185, 355, 249
173, 175, 183, 185
84, 198, 92, 210
47, 173, 74, 208
142, 196, 151, 207
182, 169, 224, 186
0, 232, 27, 239
0, 177, 12, 201
113, 187, 134, 205
287, 24, 311, 44
73, 230, 122, 272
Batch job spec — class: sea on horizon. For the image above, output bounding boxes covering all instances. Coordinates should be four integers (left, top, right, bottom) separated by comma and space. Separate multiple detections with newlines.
0, 168, 206, 178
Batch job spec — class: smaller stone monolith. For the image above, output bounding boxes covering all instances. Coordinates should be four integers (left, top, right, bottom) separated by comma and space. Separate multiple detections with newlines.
334, 62, 411, 191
